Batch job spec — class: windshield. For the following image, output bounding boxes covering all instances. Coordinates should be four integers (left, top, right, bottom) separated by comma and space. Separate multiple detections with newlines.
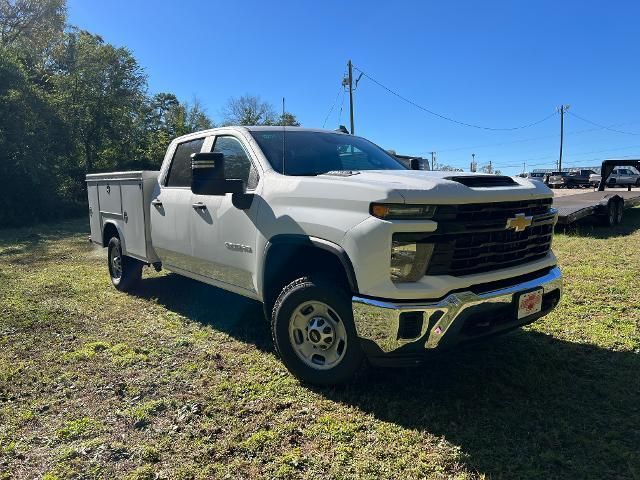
250, 130, 406, 175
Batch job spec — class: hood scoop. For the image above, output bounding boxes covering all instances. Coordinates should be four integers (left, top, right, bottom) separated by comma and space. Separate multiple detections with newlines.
445, 175, 517, 187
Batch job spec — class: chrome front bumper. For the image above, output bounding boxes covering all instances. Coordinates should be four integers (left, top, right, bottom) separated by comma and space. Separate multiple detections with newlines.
352, 267, 562, 354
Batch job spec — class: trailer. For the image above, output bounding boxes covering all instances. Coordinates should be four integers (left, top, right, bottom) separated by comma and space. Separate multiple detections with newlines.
554, 189, 640, 226
554, 159, 640, 226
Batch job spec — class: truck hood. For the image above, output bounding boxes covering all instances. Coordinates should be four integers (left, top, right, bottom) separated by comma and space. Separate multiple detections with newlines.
310, 170, 553, 204
261, 169, 553, 248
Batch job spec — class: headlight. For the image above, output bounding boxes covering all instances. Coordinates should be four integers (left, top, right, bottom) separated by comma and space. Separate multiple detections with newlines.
390, 240, 434, 282
371, 203, 437, 220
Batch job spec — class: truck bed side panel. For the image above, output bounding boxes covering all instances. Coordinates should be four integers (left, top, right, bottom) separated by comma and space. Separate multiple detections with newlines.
86, 171, 160, 264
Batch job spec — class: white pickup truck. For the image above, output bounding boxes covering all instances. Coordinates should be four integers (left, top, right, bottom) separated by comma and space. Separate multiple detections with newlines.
86, 127, 562, 385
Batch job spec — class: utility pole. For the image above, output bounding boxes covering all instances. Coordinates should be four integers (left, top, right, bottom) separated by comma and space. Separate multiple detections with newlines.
347, 60, 355, 135
489, 160, 493, 174
558, 105, 570, 172
471, 153, 477, 172
430, 152, 436, 170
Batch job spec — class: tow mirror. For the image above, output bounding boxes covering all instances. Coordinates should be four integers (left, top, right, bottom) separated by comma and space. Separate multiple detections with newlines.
191, 152, 245, 196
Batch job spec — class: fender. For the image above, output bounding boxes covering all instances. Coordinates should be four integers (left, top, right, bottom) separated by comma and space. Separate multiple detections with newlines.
102, 220, 128, 255
262, 234, 359, 294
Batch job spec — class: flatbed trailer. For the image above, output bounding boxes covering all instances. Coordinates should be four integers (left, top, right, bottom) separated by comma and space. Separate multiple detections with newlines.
552, 158, 640, 226
554, 189, 640, 225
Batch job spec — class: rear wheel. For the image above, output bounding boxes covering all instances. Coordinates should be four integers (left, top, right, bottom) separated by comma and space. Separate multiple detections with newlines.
600, 201, 617, 227
107, 237, 142, 292
615, 201, 624, 224
271, 276, 364, 386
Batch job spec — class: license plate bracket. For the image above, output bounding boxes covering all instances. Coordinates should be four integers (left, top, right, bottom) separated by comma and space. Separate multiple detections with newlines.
516, 288, 544, 320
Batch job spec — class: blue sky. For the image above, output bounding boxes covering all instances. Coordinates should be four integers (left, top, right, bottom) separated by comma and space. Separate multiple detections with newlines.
67, 0, 640, 175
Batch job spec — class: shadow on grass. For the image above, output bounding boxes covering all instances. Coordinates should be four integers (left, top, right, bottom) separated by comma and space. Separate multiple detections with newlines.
133, 273, 273, 353
132, 273, 639, 478
324, 331, 640, 479
555, 205, 640, 239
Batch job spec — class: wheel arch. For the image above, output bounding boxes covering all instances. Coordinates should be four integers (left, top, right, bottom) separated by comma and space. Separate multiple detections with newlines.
261, 235, 358, 319
102, 221, 127, 253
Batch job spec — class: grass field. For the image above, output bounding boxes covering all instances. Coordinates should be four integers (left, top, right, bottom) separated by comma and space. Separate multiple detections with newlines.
1, 210, 639, 479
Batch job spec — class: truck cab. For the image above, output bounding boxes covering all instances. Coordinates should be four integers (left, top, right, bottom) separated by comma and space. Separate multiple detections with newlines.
87, 126, 562, 385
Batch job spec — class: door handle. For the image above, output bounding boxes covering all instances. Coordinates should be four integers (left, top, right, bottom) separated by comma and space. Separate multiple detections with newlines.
151, 199, 163, 207
192, 202, 206, 210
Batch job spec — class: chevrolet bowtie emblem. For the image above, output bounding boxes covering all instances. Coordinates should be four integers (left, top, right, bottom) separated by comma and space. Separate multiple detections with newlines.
506, 213, 533, 232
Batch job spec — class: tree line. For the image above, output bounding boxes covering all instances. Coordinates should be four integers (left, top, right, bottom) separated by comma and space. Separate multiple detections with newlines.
0, 0, 299, 227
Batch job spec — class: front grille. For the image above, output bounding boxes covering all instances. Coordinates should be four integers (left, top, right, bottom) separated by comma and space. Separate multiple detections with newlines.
433, 198, 553, 226
425, 223, 554, 276
395, 199, 555, 277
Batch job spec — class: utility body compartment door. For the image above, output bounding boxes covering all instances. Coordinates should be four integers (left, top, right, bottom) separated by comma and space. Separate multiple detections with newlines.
87, 184, 101, 244
120, 180, 147, 259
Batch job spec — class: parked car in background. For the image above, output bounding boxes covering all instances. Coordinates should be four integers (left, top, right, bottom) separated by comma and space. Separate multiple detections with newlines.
548, 170, 595, 188
547, 172, 569, 188
589, 168, 640, 187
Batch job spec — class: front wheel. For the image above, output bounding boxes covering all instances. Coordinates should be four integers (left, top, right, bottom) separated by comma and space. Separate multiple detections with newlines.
107, 237, 142, 292
271, 277, 364, 386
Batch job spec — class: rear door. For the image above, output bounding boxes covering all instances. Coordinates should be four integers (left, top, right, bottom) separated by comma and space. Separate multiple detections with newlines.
189, 134, 262, 295
150, 137, 206, 269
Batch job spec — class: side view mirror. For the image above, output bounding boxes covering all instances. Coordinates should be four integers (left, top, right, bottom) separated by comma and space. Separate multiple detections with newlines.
409, 158, 421, 170
191, 152, 245, 196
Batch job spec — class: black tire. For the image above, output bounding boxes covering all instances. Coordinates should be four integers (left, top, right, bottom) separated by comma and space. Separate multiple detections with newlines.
271, 277, 364, 386
615, 201, 624, 225
600, 201, 617, 227
107, 236, 142, 292
635, 179, 640, 187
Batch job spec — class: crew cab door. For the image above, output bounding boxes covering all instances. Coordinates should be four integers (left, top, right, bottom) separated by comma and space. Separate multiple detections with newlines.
189, 134, 262, 296
150, 136, 206, 269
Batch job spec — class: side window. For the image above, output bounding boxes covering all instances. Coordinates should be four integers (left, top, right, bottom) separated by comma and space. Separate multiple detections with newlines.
212, 136, 259, 189
166, 138, 205, 187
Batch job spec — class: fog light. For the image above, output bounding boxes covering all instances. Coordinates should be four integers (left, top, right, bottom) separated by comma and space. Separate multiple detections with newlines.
390, 241, 434, 282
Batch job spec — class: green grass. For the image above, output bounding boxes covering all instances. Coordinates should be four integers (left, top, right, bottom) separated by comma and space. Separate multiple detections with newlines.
1, 212, 639, 479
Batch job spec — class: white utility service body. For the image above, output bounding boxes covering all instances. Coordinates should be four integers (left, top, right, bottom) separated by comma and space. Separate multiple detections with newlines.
87, 126, 562, 385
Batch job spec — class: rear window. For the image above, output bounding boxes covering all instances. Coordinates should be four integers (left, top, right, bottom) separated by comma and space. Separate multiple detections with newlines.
166, 138, 205, 187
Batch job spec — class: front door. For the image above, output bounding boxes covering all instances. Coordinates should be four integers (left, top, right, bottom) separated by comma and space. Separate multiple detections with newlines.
189, 134, 262, 295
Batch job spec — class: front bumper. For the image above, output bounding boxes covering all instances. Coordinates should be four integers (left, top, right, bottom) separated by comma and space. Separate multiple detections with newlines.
352, 266, 562, 362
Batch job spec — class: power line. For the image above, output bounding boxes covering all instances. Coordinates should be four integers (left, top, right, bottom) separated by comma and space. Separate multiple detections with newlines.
337, 88, 346, 125
419, 121, 640, 155
322, 86, 343, 128
567, 111, 640, 136
352, 65, 557, 131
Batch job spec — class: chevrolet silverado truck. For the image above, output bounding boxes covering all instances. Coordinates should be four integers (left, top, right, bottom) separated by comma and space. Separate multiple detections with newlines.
86, 127, 562, 385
